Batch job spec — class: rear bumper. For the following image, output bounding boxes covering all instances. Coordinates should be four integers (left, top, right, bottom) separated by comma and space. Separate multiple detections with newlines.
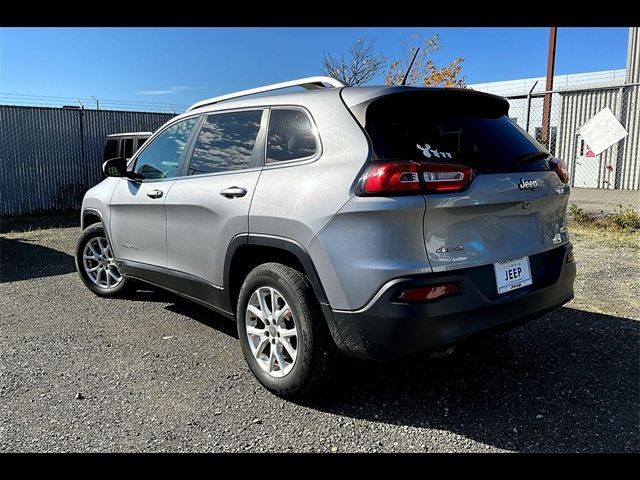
327, 243, 576, 359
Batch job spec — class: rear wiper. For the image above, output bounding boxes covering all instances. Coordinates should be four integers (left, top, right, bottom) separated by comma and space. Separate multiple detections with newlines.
517, 152, 552, 164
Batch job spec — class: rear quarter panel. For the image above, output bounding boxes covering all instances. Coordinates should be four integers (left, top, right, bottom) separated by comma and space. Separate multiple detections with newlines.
249, 92, 369, 247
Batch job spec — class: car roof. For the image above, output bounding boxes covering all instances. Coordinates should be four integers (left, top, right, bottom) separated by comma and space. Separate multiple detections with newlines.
107, 132, 153, 138
171, 83, 507, 124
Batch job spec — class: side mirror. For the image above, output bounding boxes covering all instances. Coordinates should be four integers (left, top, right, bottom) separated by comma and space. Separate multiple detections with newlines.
102, 157, 142, 181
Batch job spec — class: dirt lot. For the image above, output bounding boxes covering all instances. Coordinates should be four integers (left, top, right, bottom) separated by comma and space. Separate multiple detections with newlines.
569, 187, 640, 214
0, 221, 638, 452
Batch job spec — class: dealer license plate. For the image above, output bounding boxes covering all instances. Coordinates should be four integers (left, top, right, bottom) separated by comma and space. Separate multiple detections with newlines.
494, 256, 532, 294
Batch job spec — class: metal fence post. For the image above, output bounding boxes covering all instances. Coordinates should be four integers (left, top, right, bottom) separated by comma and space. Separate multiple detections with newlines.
525, 81, 538, 134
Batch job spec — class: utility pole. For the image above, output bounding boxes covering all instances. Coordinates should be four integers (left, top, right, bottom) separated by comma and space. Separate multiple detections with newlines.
540, 27, 557, 149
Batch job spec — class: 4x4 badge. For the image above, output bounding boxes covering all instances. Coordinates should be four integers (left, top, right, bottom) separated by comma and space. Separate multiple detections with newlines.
518, 178, 538, 191
436, 245, 464, 254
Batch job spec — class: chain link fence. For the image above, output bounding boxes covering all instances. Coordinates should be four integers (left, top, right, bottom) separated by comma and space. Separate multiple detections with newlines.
504, 82, 640, 213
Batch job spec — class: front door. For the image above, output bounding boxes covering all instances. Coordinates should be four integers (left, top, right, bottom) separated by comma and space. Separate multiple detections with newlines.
109, 117, 199, 283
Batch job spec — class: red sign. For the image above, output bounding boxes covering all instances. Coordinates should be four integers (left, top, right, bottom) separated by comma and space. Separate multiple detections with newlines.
585, 145, 595, 158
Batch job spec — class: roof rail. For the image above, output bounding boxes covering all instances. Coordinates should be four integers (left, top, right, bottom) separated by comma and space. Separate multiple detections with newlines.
186, 76, 347, 112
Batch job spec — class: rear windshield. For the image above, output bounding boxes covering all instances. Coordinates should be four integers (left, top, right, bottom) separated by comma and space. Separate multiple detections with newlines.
360, 90, 550, 174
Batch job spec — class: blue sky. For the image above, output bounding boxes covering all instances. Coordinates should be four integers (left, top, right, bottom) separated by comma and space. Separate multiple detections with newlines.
0, 27, 630, 111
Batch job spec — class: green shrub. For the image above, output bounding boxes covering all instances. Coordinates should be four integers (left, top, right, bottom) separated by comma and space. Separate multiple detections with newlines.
568, 203, 592, 225
568, 203, 640, 233
609, 205, 640, 232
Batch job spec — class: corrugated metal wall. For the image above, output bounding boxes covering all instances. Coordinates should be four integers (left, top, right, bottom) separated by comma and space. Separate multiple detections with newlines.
618, 85, 640, 190
557, 85, 639, 190
0, 106, 174, 215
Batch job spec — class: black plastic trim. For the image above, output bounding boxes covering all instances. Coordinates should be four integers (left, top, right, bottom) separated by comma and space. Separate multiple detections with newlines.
118, 259, 169, 287
166, 268, 223, 311
221, 234, 250, 312
248, 234, 329, 304
81, 207, 103, 231
118, 259, 234, 320
330, 243, 576, 360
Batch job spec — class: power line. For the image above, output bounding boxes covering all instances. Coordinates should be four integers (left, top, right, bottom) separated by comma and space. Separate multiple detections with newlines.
0, 91, 190, 107
0, 92, 189, 110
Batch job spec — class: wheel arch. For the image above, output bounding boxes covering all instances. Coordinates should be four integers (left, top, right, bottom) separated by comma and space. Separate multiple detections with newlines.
82, 208, 104, 231
222, 234, 330, 316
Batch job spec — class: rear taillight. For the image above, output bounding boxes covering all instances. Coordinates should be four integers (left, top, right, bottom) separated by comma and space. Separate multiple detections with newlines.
357, 161, 473, 196
550, 158, 569, 184
360, 162, 421, 194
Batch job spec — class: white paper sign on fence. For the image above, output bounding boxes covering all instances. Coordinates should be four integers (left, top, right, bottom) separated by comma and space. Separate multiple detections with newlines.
578, 107, 628, 156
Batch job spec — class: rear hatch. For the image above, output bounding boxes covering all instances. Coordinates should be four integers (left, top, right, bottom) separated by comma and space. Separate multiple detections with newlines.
346, 88, 570, 276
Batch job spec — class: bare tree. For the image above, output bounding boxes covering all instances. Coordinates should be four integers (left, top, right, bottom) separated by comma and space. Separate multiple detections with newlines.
385, 33, 466, 87
322, 37, 386, 86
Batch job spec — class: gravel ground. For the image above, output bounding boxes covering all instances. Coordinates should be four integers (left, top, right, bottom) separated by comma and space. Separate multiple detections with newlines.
1, 224, 638, 452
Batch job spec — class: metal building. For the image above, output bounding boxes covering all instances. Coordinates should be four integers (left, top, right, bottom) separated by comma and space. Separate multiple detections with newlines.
470, 27, 640, 193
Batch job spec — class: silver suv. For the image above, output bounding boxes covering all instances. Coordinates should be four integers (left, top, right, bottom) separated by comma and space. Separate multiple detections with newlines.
76, 76, 576, 398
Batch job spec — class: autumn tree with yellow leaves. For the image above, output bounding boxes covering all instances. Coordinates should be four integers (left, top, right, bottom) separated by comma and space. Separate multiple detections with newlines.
321, 33, 465, 88
384, 34, 466, 87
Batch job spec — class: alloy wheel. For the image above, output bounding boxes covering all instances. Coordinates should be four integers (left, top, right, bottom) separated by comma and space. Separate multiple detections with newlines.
245, 286, 298, 377
82, 236, 123, 290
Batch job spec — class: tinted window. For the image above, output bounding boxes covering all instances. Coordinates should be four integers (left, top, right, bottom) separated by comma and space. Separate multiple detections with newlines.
133, 118, 197, 180
136, 138, 147, 151
535, 126, 557, 156
362, 91, 550, 174
123, 138, 134, 159
187, 110, 262, 175
267, 109, 317, 163
104, 138, 118, 161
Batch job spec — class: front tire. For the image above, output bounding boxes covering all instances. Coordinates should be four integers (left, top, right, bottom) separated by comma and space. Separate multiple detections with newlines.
237, 262, 335, 399
75, 223, 128, 297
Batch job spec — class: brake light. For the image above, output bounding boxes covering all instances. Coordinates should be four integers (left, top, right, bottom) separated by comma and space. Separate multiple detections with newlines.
361, 162, 421, 194
358, 161, 473, 196
397, 283, 459, 303
550, 158, 569, 184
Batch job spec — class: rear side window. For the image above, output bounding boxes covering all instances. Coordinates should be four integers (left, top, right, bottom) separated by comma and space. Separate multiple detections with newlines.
104, 138, 118, 161
362, 91, 550, 174
267, 109, 317, 163
187, 110, 262, 175
123, 138, 134, 159
136, 137, 147, 151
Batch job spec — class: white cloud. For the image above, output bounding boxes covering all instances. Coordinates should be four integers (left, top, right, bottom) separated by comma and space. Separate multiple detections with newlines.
138, 90, 173, 95
138, 85, 204, 95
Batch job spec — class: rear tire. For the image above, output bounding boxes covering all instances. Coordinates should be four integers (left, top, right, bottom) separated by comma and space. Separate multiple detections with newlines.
237, 262, 336, 399
75, 223, 129, 297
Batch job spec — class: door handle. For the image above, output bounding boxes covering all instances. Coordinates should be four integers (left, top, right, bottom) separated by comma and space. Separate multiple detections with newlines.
147, 189, 164, 199
220, 186, 247, 198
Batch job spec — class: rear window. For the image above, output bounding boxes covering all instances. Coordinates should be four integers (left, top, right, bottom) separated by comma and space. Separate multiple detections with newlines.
361, 90, 550, 174
137, 137, 147, 151
267, 109, 317, 163
104, 138, 118, 161
123, 138, 134, 159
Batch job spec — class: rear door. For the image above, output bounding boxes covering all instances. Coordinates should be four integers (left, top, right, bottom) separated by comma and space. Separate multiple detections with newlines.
164, 109, 267, 306
359, 90, 570, 274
